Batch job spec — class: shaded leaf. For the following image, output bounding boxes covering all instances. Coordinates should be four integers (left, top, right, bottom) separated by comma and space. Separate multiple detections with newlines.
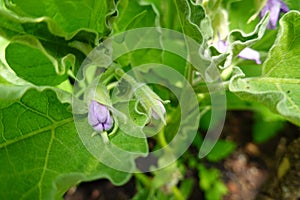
5, 37, 73, 86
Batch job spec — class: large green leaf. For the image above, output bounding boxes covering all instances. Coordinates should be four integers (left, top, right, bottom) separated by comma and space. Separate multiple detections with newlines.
5, 38, 73, 86
0, 10, 93, 85
0, 9, 99, 43
0, 86, 130, 199
229, 11, 300, 126
0, 1, 116, 86
262, 13, 300, 78
4, 0, 115, 36
113, 0, 213, 76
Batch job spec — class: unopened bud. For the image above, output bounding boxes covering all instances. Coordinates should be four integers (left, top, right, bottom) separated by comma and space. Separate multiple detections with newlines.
88, 100, 114, 132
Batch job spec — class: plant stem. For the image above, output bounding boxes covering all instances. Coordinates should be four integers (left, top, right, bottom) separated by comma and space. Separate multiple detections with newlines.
172, 185, 186, 200
134, 173, 151, 188
101, 131, 109, 144
157, 127, 168, 148
184, 64, 194, 85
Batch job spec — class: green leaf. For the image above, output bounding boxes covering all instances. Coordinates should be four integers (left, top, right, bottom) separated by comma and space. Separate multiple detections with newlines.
252, 111, 285, 143
285, 0, 300, 11
179, 178, 194, 199
0, 86, 130, 199
223, 13, 269, 68
0, 59, 30, 86
198, 164, 227, 200
0, 9, 99, 44
113, 101, 148, 138
171, 0, 218, 76
132, 189, 150, 200
206, 140, 236, 162
0, 9, 24, 40
229, 11, 300, 126
173, 0, 204, 44
0, 10, 94, 85
4, 0, 116, 36
110, 129, 148, 154
113, 0, 156, 32
111, 0, 160, 68
262, 12, 300, 78
74, 81, 149, 172
226, 0, 263, 33
5, 37, 73, 86
143, 0, 180, 29
75, 116, 142, 172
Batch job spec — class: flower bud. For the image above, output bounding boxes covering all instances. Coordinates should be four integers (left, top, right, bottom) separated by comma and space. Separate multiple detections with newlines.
151, 100, 166, 120
136, 85, 168, 124
115, 68, 169, 124
88, 100, 114, 132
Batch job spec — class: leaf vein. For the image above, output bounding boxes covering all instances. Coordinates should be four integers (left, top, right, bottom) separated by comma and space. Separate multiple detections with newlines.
38, 128, 55, 199
18, 101, 55, 123
275, 83, 300, 112
0, 118, 73, 149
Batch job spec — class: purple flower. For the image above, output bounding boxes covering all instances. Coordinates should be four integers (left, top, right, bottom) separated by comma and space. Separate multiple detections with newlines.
216, 40, 261, 64
88, 100, 113, 132
238, 47, 261, 64
216, 40, 229, 53
260, 0, 289, 29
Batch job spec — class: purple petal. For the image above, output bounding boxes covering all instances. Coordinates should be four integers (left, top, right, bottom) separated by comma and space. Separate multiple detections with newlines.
88, 102, 100, 126
103, 114, 114, 130
260, 1, 271, 19
89, 101, 109, 123
280, 1, 289, 13
238, 47, 261, 64
269, 0, 281, 29
88, 100, 114, 132
217, 40, 229, 53
93, 123, 104, 132
260, 0, 290, 29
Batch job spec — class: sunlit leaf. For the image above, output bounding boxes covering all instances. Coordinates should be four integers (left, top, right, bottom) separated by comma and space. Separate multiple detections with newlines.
229, 11, 300, 126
